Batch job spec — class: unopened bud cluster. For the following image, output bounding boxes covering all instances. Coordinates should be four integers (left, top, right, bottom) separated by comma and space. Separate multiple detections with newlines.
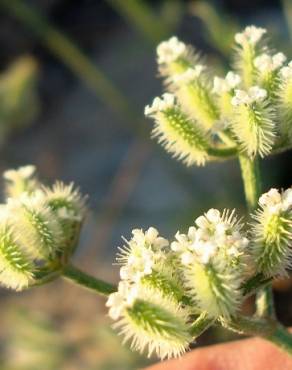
0, 165, 85, 290
145, 26, 292, 165
107, 186, 292, 359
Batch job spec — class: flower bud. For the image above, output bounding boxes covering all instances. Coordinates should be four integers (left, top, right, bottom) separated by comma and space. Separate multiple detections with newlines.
145, 93, 210, 166
157, 37, 199, 79
230, 86, 276, 157
234, 26, 267, 88
170, 67, 220, 132
251, 188, 292, 277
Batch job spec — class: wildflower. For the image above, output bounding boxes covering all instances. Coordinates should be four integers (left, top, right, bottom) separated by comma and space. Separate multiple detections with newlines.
145, 94, 210, 166
251, 187, 292, 277
171, 209, 249, 318
106, 280, 192, 360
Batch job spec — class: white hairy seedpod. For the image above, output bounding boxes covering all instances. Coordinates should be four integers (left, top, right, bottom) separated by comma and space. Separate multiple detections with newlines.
106, 280, 192, 360
251, 188, 292, 277
171, 209, 249, 318
145, 93, 210, 166
234, 25, 267, 88
170, 67, 220, 132
3, 165, 38, 198
278, 61, 292, 142
230, 86, 276, 157
157, 36, 200, 79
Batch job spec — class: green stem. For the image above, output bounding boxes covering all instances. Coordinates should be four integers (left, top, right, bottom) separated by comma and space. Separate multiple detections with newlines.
225, 315, 292, 355
238, 154, 275, 318
207, 145, 237, 158
190, 312, 214, 338
238, 154, 261, 212
62, 264, 116, 296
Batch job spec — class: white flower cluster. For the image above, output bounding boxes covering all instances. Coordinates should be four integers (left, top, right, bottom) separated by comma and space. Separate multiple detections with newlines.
173, 65, 205, 84
231, 86, 267, 106
171, 209, 249, 266
118, 227, 169, 282
259, 188, 292, 214
213, 71, 241, 94
144, 93, 175, 117
235, 25, 266, 45
281, 61, 292, 79
157, 36, 187, 64
254, 52, 286, 73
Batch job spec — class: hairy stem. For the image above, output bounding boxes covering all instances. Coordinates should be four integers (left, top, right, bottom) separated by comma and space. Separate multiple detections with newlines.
238, 154, 275, 318
62, 264, 116, 296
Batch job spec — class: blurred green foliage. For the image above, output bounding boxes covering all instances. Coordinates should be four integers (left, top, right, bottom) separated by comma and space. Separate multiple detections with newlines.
0, 56, 39, 143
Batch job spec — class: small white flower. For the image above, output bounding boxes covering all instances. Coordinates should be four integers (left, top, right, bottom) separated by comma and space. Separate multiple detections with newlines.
3, 165, 36, 182
213, 71, 241, 94
173, 65, 205, 84
235, 25, 266, 45
231, 86, 267, 106
254, 52, 286, 72
117, 227, 169, 282
280, 61, 292, 79
106, 281, 137, 320
259, 187, 292, 214
157, 36, 186, 64
144, 93, 175, 117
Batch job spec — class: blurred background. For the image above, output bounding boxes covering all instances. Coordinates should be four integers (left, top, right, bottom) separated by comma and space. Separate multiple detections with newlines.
0, 0, 291, 369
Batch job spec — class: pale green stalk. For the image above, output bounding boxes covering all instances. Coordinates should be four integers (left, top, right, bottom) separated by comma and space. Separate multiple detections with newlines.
238, 154, 276, 318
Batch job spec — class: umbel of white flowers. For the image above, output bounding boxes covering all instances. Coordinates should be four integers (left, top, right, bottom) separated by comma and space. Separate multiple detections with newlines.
0, 165, 86, 290
106, 187, 292, 360
145, 25, 292, 165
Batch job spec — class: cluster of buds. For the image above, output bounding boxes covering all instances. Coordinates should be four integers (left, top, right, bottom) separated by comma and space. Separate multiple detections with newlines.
0, 165, 86, 290
145, 25, 292, 165
106, 187, 292, 359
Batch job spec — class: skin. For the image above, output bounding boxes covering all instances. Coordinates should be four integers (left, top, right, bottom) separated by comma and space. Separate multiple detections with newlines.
145, 336, 292, 370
